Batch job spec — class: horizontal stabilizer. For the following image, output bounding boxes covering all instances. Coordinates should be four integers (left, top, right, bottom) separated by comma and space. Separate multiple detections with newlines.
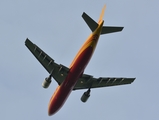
82, 12, 98, 32
101, 26, 124, 34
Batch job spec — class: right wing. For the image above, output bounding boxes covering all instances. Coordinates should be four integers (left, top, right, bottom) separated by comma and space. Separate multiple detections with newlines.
25, 38, 69, 85
73, 73, 135, 90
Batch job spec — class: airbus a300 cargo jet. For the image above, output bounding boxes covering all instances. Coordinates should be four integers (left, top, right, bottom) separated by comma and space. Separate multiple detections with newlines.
25, 5, 135, 116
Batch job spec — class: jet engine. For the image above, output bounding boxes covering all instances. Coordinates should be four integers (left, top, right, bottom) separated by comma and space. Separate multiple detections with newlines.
42, 76, 52, 88
81, 89, 91, 103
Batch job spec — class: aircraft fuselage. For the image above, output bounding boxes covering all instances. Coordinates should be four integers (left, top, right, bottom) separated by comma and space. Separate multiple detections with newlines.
48, 21, 104, 115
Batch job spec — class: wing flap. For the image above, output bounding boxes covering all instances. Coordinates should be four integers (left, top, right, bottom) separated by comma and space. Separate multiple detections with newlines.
25, 38, 69, 85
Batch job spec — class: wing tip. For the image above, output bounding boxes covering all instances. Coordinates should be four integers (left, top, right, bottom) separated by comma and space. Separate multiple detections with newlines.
25, 38, 31, 44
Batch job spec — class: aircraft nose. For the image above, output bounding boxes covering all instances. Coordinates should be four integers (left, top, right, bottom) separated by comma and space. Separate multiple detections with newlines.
48, 100, 61, 116
48, 110, 54, 116
48, 105, 58, 116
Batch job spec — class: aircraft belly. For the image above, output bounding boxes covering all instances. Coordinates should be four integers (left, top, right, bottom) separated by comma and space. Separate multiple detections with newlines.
48, 46, 93, 115
70, 46, 93, 83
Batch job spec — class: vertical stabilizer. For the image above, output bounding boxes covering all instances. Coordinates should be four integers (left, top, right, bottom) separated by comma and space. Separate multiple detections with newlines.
98, 5, 106, 23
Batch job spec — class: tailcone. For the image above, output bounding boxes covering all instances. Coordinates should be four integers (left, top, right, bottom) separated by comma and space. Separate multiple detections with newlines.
93, 20, 104, 35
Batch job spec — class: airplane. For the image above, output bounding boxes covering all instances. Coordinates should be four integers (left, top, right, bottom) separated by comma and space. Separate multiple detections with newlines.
25, 5, 135, 116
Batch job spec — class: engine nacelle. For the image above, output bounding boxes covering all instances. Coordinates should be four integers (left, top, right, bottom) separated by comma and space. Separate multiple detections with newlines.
81, 89, 91, 103
42, 77, 52, 88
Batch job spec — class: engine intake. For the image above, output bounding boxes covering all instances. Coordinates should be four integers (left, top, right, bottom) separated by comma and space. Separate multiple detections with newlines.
42, 76, 52, 88
81, 89, 91, 103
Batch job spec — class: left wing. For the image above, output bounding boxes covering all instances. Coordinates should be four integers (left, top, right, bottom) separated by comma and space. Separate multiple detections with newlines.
25, 38, 69, 85
73, 74, 135, 90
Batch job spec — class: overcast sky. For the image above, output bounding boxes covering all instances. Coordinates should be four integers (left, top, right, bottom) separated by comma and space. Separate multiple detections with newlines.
0, 0, 159, 120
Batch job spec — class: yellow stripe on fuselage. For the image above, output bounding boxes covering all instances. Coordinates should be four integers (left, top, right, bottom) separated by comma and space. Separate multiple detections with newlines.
69, 21, 104, 68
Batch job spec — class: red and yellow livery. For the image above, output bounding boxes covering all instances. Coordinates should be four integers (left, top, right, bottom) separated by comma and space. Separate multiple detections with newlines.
25, 5, 135, 116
